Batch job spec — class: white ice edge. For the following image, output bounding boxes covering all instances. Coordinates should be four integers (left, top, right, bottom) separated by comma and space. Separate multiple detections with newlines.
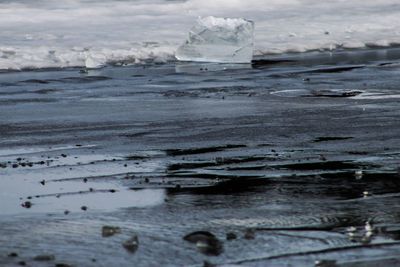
1, 0, 400, 69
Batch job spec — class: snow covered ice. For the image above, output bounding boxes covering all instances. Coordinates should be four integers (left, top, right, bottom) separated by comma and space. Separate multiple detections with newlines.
1, 0, 400, 70
175, 16, 254, 63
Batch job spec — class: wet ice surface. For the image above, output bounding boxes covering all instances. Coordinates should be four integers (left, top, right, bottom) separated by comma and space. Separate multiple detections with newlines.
1, 48, 400, 266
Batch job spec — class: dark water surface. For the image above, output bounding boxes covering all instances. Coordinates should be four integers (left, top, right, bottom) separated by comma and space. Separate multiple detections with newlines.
1, 49, 400, 266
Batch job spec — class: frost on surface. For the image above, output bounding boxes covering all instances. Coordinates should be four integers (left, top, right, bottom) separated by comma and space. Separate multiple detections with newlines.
176, 16, 254, 63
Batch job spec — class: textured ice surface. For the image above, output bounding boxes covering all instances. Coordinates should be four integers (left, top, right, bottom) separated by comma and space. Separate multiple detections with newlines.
175, 16, 254, 63
1, 0, 400, 70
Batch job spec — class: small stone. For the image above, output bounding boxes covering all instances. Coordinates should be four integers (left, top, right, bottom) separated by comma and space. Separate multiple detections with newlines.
55, 263, 72, 267
244, 229, 255, 240
109, 189, 116, 193
8, 252, 18, 257
33, 254, 55, 261
12, 164, 18, 168
124, 164, 127, 167
81, 206, 88, 211
184, 231, 223, 256
203, 261, 216, 267
122, 235, 139, 253
315, 260, 337, 267
226, 232, 237, 241
40, 180, 45, 185
22, 201, 32, 208
64, 210, 70, 215
61, 154, 67, 158
83, 178, 88, 183
18, 261, 26, 266
102, 226, 121, 237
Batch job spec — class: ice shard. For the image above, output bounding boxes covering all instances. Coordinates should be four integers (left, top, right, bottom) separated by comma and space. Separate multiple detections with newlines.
176, 16, 254, 63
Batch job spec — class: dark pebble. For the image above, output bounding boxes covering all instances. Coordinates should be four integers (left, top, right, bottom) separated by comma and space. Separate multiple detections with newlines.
203, 261, 216, 267
315, 259, 337, 267
40, 180, 46, 185
83, 178, 88, 183
8, 252, 18, 257
244, 229, 255, 240
33, 254, 55, 261
18, 261, 26, 266
55, 263, 72, 267
61, 154, 67, 158
144, 178, 149, 183
122, 235, 139, 253
183, 231, 223, 256
16, 158, 22, 161
64, 210, 70, 215
81, 206, 88, 211
124, 164, 127, 167
226, 232, 237, 241
109, 189, 116, 193
22, 201, 32, 208
102, 225, 121, 237
12, 164, 18, 168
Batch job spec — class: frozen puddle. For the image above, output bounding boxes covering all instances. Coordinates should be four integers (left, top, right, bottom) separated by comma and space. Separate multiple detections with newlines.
0, 174, 166, 215
0, 149, 166, 216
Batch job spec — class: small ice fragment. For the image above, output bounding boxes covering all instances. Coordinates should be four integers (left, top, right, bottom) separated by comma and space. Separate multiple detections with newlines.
176, 16, 254, 63
355, 170, 363, 179
85, 53, 106, 69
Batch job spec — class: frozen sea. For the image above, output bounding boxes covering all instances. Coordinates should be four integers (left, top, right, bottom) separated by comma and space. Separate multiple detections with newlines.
1, 0, 400, 69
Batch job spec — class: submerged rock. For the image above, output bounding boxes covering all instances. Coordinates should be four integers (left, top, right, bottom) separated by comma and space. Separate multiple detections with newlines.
183, 231, 223, 256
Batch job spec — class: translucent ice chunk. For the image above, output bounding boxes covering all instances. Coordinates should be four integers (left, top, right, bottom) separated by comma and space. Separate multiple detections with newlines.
85, 52, 106, 69
176, 16, 254, 63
